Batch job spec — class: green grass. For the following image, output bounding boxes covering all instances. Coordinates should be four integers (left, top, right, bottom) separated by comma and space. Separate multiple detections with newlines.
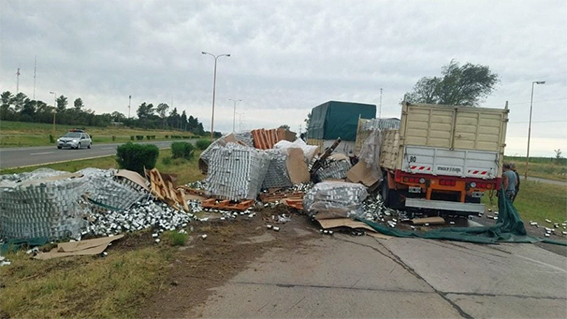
0, 120, 195, 147
0, 245, 173, 318
504, 156, 566, 181
483, 180, 567, 224
161, 231, 188, 246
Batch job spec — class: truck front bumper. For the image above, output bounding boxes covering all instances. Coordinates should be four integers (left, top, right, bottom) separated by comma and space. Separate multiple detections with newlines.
405, 198, 485, 214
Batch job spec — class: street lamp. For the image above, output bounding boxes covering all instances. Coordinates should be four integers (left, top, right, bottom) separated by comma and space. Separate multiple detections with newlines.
128, 95, 132, 119
525, 81, 545, 180
49, 91, 56, 134
228, 98, 242, 132
202, 51, 231, 139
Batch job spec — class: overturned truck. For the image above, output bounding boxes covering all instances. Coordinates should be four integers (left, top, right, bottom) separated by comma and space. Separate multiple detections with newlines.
367, 101, 509, 216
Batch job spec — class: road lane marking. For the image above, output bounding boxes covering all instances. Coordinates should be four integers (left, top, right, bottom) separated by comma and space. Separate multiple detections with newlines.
30, 152, 55, 156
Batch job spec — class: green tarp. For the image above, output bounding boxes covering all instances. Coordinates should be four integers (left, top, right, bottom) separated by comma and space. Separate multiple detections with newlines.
307, 101, 376, 141
358, 188, 566, 246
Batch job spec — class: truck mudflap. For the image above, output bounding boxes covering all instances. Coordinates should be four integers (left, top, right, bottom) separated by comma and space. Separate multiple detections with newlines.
405, 198, 485, 214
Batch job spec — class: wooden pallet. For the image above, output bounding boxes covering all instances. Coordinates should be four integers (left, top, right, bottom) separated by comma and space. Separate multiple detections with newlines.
201, 198, 255, 211
146, 168, 189, 211
282, 198, 304, 211
259, 190, 304, 203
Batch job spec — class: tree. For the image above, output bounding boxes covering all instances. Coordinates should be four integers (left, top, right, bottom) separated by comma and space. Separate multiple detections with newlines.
1, 91, 13, 110
404, 60, 499, 106
111, 111, 126, 122
20, 98, 36, 118
180, 110, 187, 131
304, 112, 312, 136
156, 103, 169, 129
74, 98, 84, 110
13, 92, 27, 111
555, 149, 562, 160
279, 124, 290, 130
56, 95, 68, 112
1, 91, 13, 118
136, 102, 154, 119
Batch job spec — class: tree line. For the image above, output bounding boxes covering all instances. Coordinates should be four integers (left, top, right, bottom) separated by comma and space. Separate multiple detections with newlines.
0, 90, 206, 135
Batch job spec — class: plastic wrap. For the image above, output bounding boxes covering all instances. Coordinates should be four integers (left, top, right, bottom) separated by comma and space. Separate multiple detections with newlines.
205, 143, 271, 200
0, 169, 89, 240
313, 158, 352, 181
358, 129, 384, 182
303, 181, 368, 218
274, 139, 319, 161
262, 149, 293, 189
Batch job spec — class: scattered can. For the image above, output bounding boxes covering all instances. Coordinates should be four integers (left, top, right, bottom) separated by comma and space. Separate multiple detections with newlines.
273, 227, 280, 232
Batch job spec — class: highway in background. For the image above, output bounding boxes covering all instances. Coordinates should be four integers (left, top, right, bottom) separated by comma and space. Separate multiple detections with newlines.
0, 140, 195, 169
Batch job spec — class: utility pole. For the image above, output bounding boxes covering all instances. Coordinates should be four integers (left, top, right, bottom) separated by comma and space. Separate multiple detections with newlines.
379, 88, 383, 118
128, 95, 131, 119
33, 56, 37, 99
16, 67, 20, 95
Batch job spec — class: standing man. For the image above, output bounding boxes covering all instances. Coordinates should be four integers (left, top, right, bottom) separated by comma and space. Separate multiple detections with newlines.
509, 163, 520, 202
502, 164, 517, 202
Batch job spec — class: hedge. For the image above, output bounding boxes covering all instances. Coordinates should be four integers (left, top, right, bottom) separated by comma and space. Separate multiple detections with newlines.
116, 142, 159, 174
171, 142, 194, 160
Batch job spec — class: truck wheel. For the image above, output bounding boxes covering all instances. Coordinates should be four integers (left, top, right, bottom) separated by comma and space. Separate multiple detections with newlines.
57, 146, 62, 149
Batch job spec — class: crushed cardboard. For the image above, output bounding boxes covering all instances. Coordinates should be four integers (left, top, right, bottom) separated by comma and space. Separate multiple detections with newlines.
286, 148, 310, 184
346, 161, 380, 187
34, 234, 124, 260
114, 169, 149, 191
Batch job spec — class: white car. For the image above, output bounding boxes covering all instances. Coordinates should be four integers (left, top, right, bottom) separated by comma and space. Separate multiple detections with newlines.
57, 131, 92, 149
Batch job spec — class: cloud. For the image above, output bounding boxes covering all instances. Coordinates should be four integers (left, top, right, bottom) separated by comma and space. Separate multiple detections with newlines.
1, 0, 565, 156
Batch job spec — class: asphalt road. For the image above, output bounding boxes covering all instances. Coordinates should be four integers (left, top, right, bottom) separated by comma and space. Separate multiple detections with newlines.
192, 228, 567, 318
0, 140, 195, 169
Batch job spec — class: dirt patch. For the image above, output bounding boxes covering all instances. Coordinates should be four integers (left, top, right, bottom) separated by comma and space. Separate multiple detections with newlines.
137, 210, 319, 318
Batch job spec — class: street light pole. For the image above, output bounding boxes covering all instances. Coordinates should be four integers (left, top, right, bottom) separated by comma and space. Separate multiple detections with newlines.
202, 51, 231, 139
525, 80, 545, 180
229, 98, 242, 132
49, 91, 56, 134
128, 95, 132, 119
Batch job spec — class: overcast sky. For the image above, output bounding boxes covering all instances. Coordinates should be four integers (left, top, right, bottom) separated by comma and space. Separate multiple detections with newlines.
1, 0, 565, 156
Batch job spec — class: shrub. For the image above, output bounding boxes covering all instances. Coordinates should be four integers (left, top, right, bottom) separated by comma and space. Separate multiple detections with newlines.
116, 142, 159, 174
165, 135, 169, 139
130, 136, 135, 141
196, 138, 212, 150
135, 135, 144, 140
112, 135, 116, 141
171, 142, 194, 160
49, 134, 56, 144
146, 135, 151, 140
